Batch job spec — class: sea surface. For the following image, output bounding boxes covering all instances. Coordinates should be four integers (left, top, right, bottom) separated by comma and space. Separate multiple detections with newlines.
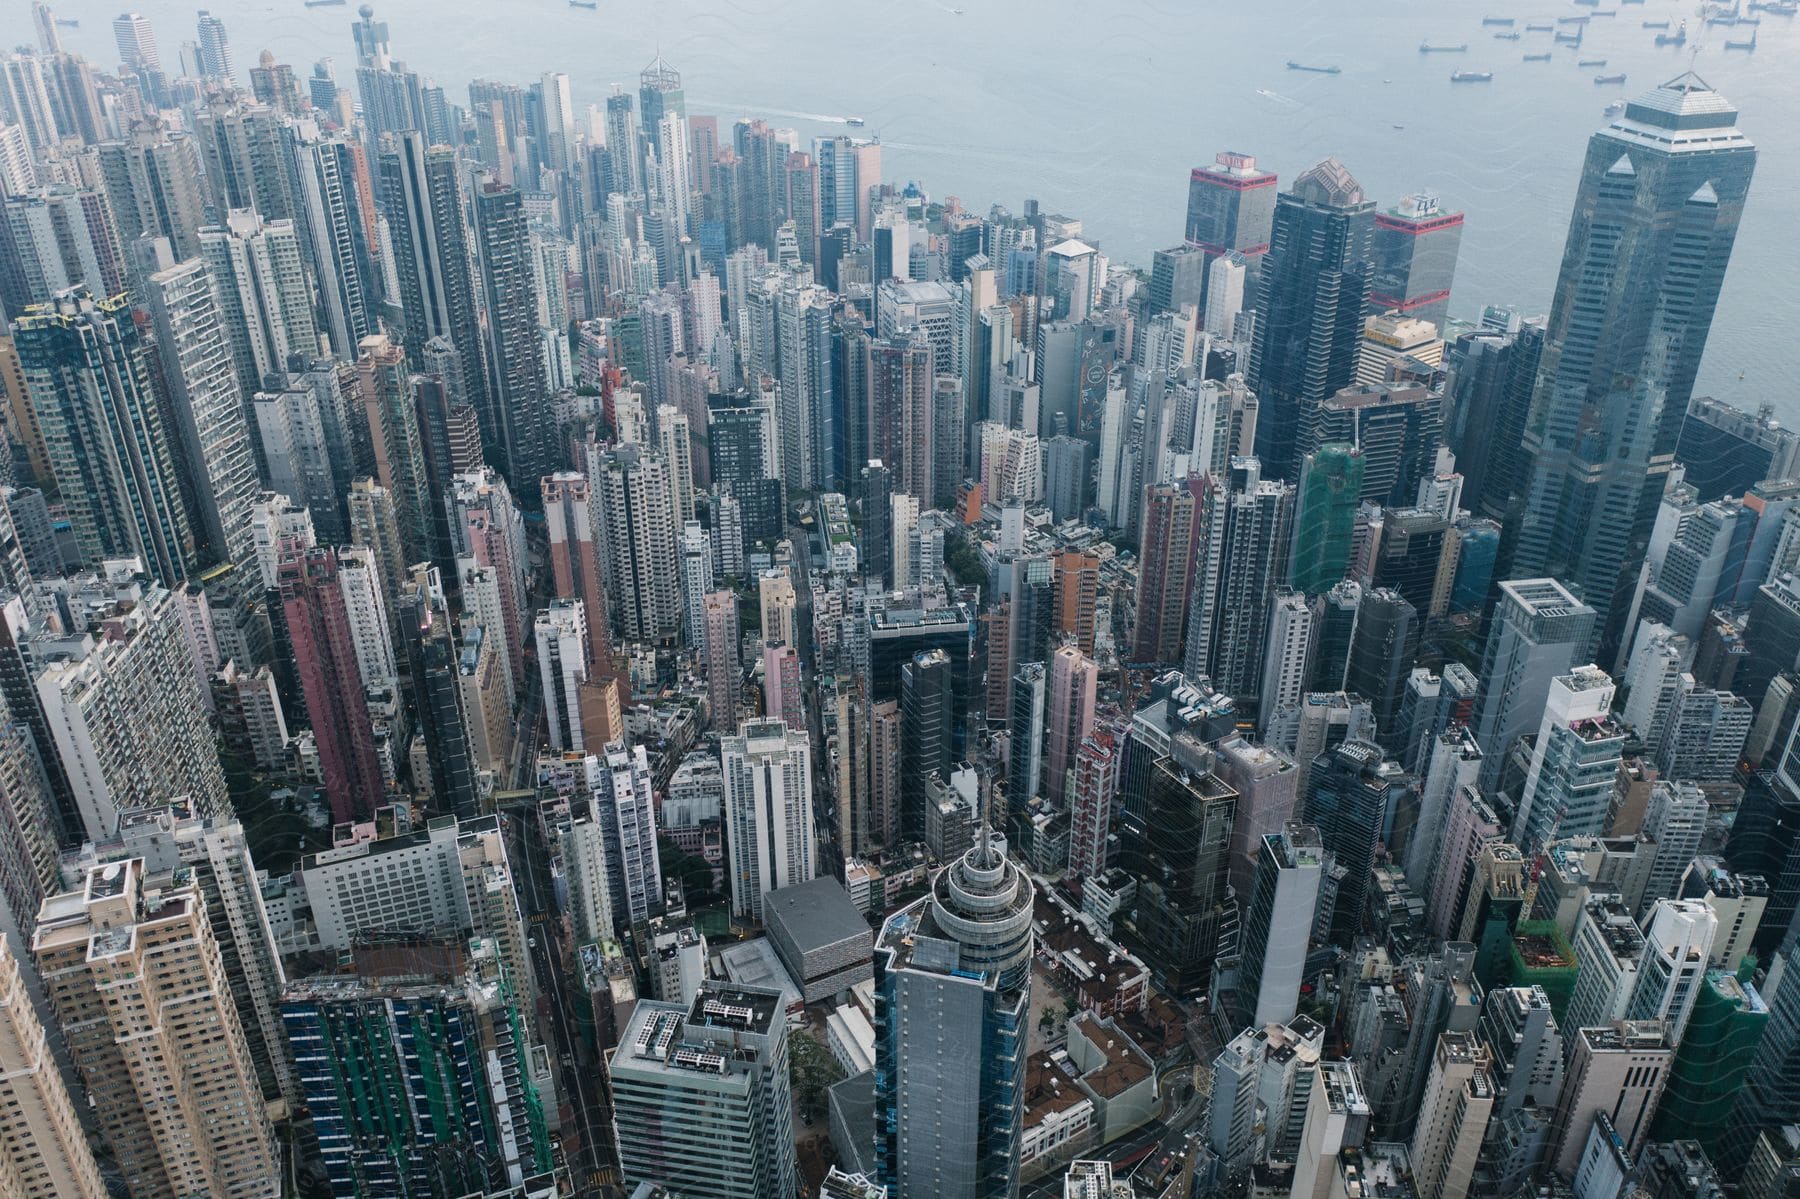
49, 0, 1800, 418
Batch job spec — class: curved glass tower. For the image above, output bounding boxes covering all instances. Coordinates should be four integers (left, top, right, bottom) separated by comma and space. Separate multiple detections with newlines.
874, 832, 1034, 1198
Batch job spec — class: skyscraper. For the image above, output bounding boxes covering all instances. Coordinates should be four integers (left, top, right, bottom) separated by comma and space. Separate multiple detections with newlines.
1289, 442, 1365, 596
1368, 192, 1464, 331
1117, 756, 1238, 994
143, 258, 258, 570
1133, 477, 1204, 667
902, 649, 955, 842
611, 982, 798, 1199
544, 471, 615, 681
1249, 158, 1376, 480
590, 442, 681, 643
1304, 739, 1409, 942
876, 832, 1034, 1198
721, 719, 815, 921
1470, 578, 1597, 794
35, 857, 280, 1199
473, 181, 553, 494
12, 287, 193, 581
112, 11, 161, 71
1510, 75, 1756, 663
1045, 645, 1097, 809
280, 545, 385, 825
1238, 822, 1325, 1029
0, 935, 106, 1199
1511, 665, 1625, 850
379, 131, 489, 424
1185, 150, 1278, 306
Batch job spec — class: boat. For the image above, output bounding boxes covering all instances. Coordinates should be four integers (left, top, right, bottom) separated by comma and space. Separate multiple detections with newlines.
1523, 51, 1553, 60
845, 116, 866, 126
1558, 15, 1590, 23
1451, 69, 1495, 81
567, 0, 596, 7
1750, 0, 1797, 12
1579, 58, 1608, 65
1605, 99, 1626, 116
1655, 21, 1688, 42
1483, 14, 1515, 23
1726, 27, 1759, 44
1554, 29, 1584, 42
1526, 21, 1554, 29
1419, 41, 1469, 51
302, 0, 346, 7
1591, 9, 1618, 16
1286, 61, 1343, 73
1495, 30, 1521, 38
1643, 19, 1670, 27
1595, 72, 1627, 83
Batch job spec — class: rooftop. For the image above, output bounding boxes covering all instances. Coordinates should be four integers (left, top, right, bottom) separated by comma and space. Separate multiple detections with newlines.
763, 876, 873, 952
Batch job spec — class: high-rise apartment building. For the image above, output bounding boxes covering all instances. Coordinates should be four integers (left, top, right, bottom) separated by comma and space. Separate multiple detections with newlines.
0, 932, 106, 1199
473, 181, 554, 492
721, 719, 814, 922
591, 442, 681, 643
1045, 645, 1097, 809
279, 544, 385, 824
34, 858, 280, 1199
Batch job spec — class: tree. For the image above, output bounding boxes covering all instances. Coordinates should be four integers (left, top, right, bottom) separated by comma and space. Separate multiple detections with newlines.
789, 1031, 846, 1118
945, 531, 985, 589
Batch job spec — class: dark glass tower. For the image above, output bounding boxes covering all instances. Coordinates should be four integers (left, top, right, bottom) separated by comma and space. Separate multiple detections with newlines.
1116, 756, 1238, 995
1249, 158, 1377, 480
1509, 74, 1756, 665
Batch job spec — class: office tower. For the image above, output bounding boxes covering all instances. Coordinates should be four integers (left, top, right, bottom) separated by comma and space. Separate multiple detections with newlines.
611, 982, 797, 1199
11, 288, 192, 580
1651, 970, 1768, 1157
876, 831, 1033, 1198
33, 581, 225, 840
1290, 442, 1365, 596
1117, 756, 1238, 994
1185, 151, 1278, 304
1307, 578, 1360, 693
1239, 822, 1325, 1028
1368, 192, 1463, 330
1656, 676, 1753, 782
702, 591, 739, 731
544, 472, 615, 681
1407, 1033, 1493, 1199
1133, 477, 1204, 666
35, 857, 279, 1199
0, 935, 106, 1199
1680, 858, 1766, 972
1512, 77, 1756, 662
1004, 661, 1048, 821
1471, 579, 1597, 793
1304, 740, 1409, 942
1249, 158, 1376, 480
1640, 780, 1708, 910
536, 599, 588, 751
721, 719, 814, 922
1295, 384, 1442, 511
1480, 984, 1564, 1121
280, 545, 384, 824
1342, 587, 1420, 746
293, 129, 377, 357
900, 648, 954, 843
1148, 243, 1207, 316
1553, 1021, 1671, 1177
1629, 899, 1718, 1042
1622, 622, 1693, 745
591, 443, 681, 642
1046, 645, 1098, 809
0, 187, 128, 317
1355, 314, 1444, 388
1042, 434, 1089, 524
1292, 1062, 1373, 1199
142, 258, 257, 570
1512, 665, 1624, 850
283, 938, 548, 1196
1446, 324, 1544, 521
472, 182, 552, 493
379, 131, 488, 419
1678, 395, 1800, 504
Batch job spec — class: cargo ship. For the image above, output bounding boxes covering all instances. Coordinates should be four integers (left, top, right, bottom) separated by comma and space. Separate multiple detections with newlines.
1286, 61, 1343, 73
1595, 72, 1627, 84
1420, 41, 1470, 51
1451, 70, 1495, 81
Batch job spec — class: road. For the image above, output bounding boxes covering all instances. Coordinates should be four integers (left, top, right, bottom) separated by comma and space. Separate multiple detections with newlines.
506, 800, 618, 1196
785, 510, 840, 867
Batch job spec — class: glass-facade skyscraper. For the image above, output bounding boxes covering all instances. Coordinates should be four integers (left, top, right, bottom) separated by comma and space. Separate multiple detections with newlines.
1510, 74, 1756, 665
